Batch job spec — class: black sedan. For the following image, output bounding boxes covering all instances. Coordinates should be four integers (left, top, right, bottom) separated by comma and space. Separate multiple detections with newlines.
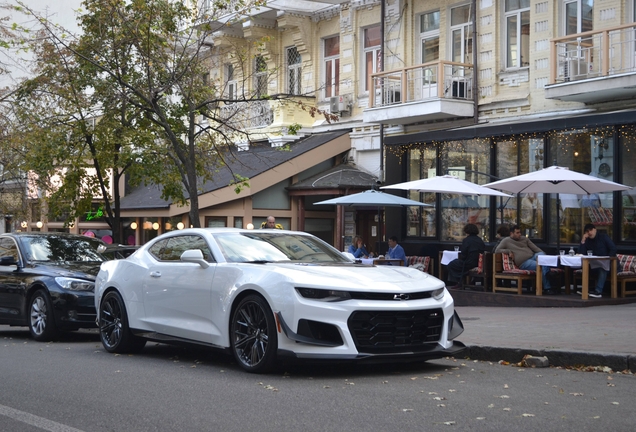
0, 232, 106, 341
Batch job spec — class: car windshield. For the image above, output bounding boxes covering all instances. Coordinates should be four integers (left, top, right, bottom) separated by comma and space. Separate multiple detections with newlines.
214, 232, 349, 263
19, 236, 106, 262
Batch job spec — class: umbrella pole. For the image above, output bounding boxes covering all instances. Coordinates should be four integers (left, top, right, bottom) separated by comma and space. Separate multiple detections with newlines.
556, 193, 561, 253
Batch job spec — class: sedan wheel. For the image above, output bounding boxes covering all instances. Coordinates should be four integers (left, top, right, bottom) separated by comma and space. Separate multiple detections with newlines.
99, 291, 146, 353
29, 289, 59, 341
230, 295, 278, 373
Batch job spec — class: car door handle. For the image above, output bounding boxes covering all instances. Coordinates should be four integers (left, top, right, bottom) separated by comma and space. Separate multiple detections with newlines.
150, 271, 161, 278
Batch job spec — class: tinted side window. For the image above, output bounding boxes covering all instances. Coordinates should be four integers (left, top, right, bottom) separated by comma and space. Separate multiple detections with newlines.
0, 238, 19, 261
148, 239, 169, 261
166, 235, 215, 262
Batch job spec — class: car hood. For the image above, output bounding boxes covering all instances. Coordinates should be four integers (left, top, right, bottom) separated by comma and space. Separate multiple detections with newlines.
30, 261, 103, 280
263, 262, 443, 291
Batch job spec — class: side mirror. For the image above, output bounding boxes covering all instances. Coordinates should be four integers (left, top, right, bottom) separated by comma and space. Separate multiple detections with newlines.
0, 256, 18, 266
180, 249, 210, 269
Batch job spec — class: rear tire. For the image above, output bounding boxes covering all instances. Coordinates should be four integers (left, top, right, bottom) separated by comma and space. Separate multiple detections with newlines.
99, 290, 146, 353
230, 294, 278, 373
29, 289, 59, 341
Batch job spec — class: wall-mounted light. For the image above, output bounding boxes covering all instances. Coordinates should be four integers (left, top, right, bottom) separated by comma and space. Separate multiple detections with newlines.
574, 151, 579, 157
36, 221, 43, 228
152, 222, 160, 230
20, 221, 28, 228
177, 222, 185, 230
247, 223, 254, 230
130, 222, 138, 230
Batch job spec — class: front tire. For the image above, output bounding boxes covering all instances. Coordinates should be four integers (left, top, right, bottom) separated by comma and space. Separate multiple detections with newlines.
29, 289, 59, 341
99, 290, 146, 353
230, 294, 278, 373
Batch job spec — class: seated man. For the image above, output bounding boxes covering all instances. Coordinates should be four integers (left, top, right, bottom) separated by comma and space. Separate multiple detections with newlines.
495, 224, 552, 293
577, 223, 616, 298
386, 236, 407, 266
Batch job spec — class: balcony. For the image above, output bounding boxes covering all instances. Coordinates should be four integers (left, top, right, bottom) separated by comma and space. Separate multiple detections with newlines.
218, 97, 318, 134
545, 23, 636, 104
363, 61, 474, 125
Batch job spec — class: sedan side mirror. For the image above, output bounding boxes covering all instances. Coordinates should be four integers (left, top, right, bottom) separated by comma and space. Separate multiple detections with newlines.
180, 249, 210, 269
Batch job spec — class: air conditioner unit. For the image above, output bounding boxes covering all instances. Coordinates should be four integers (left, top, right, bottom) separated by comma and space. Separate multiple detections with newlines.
562, 58, 588, 82
330, 95, 351, 114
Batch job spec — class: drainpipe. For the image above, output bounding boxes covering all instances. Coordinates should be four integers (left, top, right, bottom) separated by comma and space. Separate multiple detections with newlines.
472, 0, 478, 124
379, 0, 385, 185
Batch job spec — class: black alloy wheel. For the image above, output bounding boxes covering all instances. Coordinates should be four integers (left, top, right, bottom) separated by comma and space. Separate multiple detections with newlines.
99, 290, 146, 353
230, 294, 278, 373
29, 289, 59, 341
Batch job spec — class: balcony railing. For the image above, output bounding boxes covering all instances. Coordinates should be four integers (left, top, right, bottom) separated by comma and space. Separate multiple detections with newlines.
550, 23, 636, 84
369, 61, 473, 109
219, 100, 273, 130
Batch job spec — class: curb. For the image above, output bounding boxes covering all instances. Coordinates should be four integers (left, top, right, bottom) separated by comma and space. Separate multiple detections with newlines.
461, 345, 636, 373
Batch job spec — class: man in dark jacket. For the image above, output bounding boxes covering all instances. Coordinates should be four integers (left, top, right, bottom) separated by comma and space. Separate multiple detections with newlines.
447, 223, 485, 288
577, 223, 617, 298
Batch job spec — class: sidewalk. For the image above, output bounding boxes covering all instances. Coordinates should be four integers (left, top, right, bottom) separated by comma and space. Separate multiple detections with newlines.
455, 304, 636, 372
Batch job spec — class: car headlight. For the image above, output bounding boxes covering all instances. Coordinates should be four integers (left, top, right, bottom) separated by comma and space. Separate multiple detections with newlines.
296, 287, 351, 302
431, 287, 445, 300
55, 277, 95, 292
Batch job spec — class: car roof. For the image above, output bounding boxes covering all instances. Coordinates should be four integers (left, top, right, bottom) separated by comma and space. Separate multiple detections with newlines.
1, 232, 106, 242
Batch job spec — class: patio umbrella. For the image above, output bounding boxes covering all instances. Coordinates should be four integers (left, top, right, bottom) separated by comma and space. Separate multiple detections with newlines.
315, 189, 432, 208
483, 165, 632, 250
315, 190, 431, 250
381, 175, 512, 197
382, 175, 513, 226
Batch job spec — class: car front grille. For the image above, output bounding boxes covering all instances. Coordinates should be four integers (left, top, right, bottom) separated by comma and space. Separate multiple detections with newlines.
347, 308, 444, 354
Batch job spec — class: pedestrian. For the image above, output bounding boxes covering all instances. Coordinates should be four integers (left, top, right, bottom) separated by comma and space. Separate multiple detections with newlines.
261, 216, 283, 229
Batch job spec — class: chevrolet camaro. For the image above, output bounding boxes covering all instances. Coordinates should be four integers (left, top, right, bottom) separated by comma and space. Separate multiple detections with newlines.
95, 228, 465, 373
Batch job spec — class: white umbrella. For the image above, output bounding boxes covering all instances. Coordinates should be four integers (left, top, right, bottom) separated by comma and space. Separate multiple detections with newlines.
315, 189, 432, 207
484, 165, 632, 250
381, 175, 512, 197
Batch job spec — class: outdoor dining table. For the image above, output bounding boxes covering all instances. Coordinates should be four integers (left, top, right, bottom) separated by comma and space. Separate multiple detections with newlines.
437, 250, 459, 281
535, 255, 617, 300
359, 257, 404, 266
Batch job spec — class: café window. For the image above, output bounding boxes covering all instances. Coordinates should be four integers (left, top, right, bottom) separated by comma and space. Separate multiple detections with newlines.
440, 139, 490, 242
206, 217, 227, 228
620, 125, 636, 241
406, 146, 437, 237
552, 127, 614, 243
495, 137, 545, 240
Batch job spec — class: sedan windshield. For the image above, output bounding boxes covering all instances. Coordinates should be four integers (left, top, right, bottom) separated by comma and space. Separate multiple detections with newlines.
19, 236, 106, 262
214, 232, 349, 263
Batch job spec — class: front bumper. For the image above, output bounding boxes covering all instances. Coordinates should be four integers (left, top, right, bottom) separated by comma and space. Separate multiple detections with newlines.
50, 290, 97, 330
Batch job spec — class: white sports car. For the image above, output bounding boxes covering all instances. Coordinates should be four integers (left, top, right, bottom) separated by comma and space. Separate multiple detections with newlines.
95, 228, 465, 373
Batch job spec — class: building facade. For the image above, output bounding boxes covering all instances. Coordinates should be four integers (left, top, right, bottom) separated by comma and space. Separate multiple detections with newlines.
21, 0, 636, 256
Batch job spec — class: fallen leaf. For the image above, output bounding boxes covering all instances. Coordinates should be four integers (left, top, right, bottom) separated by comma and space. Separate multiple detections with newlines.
433, 396, 446, 401
503, 408, 511, 411
437, 404, 446, 407
522, 413, 535, 417
410, 377, 418, 380
323, 386, 330, 389
497, 395, 510, 399
488, 404, 494, 408
448, 389, 456, 393
570, 393, 584, 396
503, 384, 509, 389
612, 402, 620, 405
402, 409, 413, 412
476, 417, 485, 420
429, 392, 438, 395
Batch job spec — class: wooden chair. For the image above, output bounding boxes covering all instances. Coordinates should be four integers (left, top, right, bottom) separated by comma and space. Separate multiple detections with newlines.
462, 252, 491, 291
616, 254, 636, 297
492, 252, 535, 294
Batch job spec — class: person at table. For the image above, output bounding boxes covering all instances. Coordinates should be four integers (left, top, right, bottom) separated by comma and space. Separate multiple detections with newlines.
385, 235, 407, 266
446, 223, 486, 289
348, 235, 372, 258
492, 224, 510, 252
577, 223, 616, 298
495, 224, 553, 294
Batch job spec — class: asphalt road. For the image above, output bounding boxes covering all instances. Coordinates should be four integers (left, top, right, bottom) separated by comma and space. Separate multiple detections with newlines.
1, 326, 635, 432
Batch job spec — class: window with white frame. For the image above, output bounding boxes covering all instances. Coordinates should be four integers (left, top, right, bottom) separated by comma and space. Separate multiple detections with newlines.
363, 25, 381, 92
420, 11, 440, 64
563, 0, 593, 36
450, 4, 473, 64
286, 47, 302, 95
254, 55, 267, 98
225, 63, 237, 101
505, 0, 530, 68
323, 36, 339, 98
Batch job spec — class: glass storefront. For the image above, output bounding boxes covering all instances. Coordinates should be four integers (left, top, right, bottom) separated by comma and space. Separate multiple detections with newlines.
398, 119, 636, 248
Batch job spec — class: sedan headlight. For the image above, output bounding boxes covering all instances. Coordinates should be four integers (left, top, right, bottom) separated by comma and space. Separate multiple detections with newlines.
55, 277, 95, 292
296, 287, 351, 302
431, 287, 445, 300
